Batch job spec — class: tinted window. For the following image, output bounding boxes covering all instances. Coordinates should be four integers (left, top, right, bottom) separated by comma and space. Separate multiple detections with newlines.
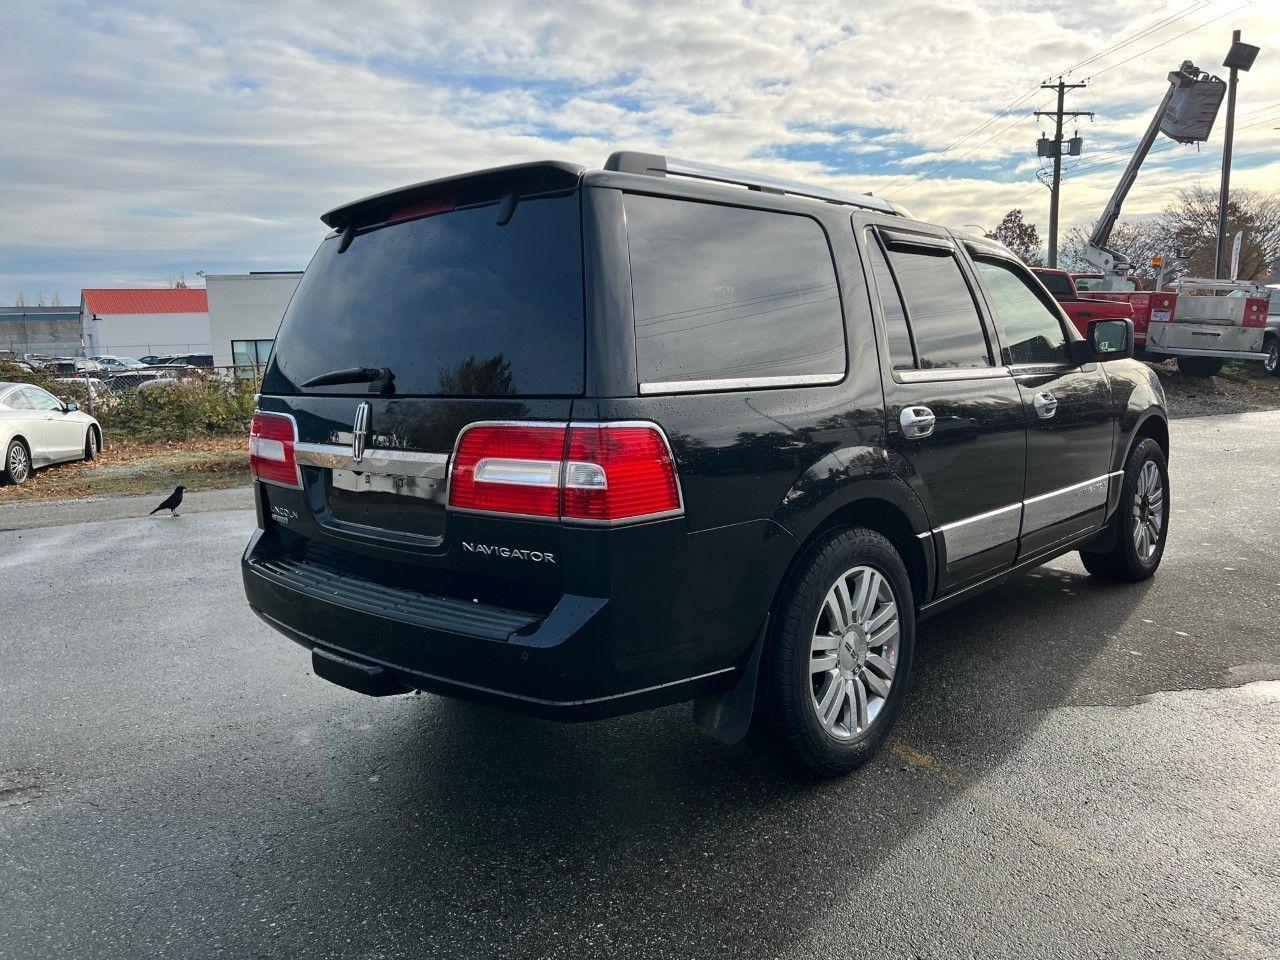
1034, 271, 1073, 298
975, 258, 1070, 365
886, 244, 991, 368
23, 387, 62, 410
625, 195, 844, 388
263, 191, 583, 396
866, 236, 915, 370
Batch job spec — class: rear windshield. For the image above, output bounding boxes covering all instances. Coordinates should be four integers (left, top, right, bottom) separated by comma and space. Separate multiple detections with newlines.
262, 191, 583, 396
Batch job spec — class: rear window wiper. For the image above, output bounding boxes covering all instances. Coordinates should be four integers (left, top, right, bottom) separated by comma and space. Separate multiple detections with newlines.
301, 366, 396, 394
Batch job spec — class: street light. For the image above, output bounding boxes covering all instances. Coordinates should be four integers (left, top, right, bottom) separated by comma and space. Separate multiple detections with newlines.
1214, 30, 1261, 279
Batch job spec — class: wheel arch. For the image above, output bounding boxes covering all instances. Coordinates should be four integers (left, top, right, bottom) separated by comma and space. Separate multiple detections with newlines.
1130, 411, 1169, 462
775, 494, 933, 616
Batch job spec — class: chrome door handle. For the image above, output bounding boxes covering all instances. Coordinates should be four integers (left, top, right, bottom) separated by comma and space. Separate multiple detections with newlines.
900, 405, 936, 439
1033, 391, 1058, 419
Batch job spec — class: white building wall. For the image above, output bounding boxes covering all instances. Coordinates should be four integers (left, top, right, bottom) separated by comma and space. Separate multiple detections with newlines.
205, 273, 302, 367
83, 311, 211, 359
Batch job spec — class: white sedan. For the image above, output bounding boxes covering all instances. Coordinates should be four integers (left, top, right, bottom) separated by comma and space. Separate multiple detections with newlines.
0, 382, 102, 485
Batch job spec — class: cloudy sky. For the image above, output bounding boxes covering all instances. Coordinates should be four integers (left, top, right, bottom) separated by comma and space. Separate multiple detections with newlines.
2, 0, 1277, 303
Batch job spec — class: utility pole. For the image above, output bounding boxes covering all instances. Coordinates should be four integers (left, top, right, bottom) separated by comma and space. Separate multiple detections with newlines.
1214, 30, 1260, 278
1036, 80, 1092, 268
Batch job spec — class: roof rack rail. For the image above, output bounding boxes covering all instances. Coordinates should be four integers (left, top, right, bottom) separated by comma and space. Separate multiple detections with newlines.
603, 151, 900, 216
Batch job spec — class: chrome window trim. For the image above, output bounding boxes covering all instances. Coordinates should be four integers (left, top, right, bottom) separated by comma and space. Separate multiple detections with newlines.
639, 373, 842, 395
894, 366, 1011, 384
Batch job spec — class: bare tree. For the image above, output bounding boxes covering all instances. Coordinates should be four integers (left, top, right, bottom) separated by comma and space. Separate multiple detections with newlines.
1058, 220, 1170, 288
1158, 186, 1280, 281
15, 291, 26, 307
51, 292, 61, 306
985, 209, 1043, 265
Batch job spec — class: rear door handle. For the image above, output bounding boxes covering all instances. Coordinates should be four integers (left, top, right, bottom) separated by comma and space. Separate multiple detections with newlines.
900, 406, 936, 439
1033, 391, 1058, 419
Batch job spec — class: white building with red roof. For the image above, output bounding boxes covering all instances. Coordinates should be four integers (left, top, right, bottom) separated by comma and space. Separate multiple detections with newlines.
80, 288, 211, 361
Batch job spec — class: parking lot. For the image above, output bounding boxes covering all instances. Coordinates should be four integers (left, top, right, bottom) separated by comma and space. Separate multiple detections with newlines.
2, 411, 1277, 959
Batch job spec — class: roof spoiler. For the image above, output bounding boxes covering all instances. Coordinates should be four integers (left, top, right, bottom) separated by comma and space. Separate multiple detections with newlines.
320, 160, 585, 230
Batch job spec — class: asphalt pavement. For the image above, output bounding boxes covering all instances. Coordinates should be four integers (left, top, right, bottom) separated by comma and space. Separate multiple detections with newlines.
2, 412, 1277, 959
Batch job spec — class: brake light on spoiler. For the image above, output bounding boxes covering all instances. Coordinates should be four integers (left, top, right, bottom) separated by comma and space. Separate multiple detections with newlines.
249, 411, 302, 489
448, 422, 683, 524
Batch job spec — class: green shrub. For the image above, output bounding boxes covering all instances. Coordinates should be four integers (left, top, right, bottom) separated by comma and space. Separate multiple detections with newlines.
96, 376, 257, 443
0, 362, 255, 443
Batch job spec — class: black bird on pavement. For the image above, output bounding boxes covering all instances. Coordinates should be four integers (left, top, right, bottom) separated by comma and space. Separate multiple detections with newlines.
150, 485, 186, 517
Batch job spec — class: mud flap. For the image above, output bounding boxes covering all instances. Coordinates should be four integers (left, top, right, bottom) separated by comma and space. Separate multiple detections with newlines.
692, 616, 768, 745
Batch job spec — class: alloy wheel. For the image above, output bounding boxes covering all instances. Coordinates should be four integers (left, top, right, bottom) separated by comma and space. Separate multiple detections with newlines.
9, 443, 29, 483
809, 565, 900, 740
1265, 342, 1279, 375
1132, 460, 1165, 562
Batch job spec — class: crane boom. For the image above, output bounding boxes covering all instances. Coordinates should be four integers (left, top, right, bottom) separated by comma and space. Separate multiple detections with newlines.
1083, 61, 1210, 290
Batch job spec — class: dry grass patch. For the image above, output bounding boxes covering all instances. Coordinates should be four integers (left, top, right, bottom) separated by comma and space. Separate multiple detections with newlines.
0, 437, 249, 504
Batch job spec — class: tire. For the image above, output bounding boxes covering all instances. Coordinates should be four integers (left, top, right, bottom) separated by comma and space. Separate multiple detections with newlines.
84, 428, 99, 461
763, 527, 916, 777
3, 438, 31, 485
1264, 336, 1280, 378
1080, 437, 1169, 582
1176, 356, 1223, 377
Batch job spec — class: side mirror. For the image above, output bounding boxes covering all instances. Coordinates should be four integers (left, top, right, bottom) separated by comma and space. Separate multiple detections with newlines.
1087, 318, 1133, 361
64, 401, 79, 412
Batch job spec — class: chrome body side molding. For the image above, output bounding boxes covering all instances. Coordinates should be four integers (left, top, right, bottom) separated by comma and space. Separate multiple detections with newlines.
928, 471, 1122, 562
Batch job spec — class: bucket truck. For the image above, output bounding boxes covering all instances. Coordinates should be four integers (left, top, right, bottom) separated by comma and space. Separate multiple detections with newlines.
1072, 60, 1269, 375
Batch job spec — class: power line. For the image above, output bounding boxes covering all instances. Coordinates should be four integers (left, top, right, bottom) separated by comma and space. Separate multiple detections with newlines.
1083, 2, 1254, 81
878, 87, 1043, 194
878, 1, 1217, 197
1056, 1, 1209, 76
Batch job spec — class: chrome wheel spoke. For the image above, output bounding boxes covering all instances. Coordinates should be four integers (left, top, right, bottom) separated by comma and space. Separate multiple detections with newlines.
866, 652, 895, 681
812, 633, 840, 653
862, 667, 890, 698
823, 594, 847, 635
852, 677, 869, 732
866, 602, 895, 633
833, 577, 854, 632
869, 621, 898, 649
811, 654, 838, 674
817, 675, 843, 730
856, 571, 882, 624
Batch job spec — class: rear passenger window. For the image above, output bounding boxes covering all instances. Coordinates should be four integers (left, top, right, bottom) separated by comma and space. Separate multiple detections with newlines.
973, 258, 1070, 365
866, 236, 915, 370
624, 194, 845, 390
883, 240, 992, 369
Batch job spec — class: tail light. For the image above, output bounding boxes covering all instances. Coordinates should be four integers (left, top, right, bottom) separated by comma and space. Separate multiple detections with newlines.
562, 424, 682, 522
447, 421, 682, 524
449, 423, 566, 519
249, 411, 301, 489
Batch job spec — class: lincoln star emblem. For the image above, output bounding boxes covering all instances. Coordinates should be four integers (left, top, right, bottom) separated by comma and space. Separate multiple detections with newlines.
352, 402, 371, 463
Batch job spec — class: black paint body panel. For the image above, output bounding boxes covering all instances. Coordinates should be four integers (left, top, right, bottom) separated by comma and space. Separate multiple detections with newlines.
243, 166, 1168, 718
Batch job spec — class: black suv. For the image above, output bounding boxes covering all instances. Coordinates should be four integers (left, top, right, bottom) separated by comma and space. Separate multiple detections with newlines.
242, 153, 1169, 776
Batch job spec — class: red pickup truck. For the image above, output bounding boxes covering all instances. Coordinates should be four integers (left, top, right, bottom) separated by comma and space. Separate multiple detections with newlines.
1069, 272, 1178, 351
1033, 268, 1139, 339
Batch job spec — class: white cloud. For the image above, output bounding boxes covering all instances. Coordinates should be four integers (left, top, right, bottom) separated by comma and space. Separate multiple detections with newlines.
0, 0, 1277, 299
